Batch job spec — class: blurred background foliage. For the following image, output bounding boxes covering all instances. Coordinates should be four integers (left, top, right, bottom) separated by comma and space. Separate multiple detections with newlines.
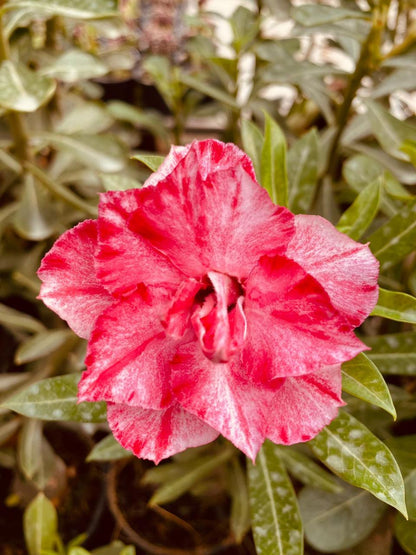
0, 0, 416, 553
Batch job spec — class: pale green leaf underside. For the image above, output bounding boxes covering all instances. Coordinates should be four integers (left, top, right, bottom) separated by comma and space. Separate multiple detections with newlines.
0, 61, 55, 112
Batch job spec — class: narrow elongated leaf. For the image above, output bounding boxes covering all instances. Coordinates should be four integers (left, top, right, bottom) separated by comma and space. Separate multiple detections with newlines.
241, 119, 263, 178
310, 411, 407, 516
368, 200, 416, 269
87, 434, 131, 462
180, 73, 239, 110
275, 445, 341, 493
149, 447, 234, 506
287, 129, 318, 213
342, 353, 396, 418
42, 133, 126, 173
24, 493, 58, 555
131, 154, 164, 172
228, 458, 251, 543
395, 516, 416, 555
336, 178, 381, 240
292, 4, 368, 26
299, 481, 385, 552
248, 441, 303, 555
3, 0, 118, 19
371, 288, 416, 324
0, 61, 55, 112
402, 139, 416, 166
2, 374, 107, 423
365, 332, 416, 375
0, 302, 45, 333
15, 330, 72, 365
261, 113, 288, 206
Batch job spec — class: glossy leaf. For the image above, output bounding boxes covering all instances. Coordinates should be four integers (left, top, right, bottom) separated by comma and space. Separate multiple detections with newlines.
299, 481, 385, 552
310, 411, 407, 516
365, 332, 416, 375
371, 288, 416, 324
3, 0, 118, 19
0, 61, 55, 112
261, 113, 288, 207
228, 458, 251, 543
275, 445, 341, 493
15, 330, 73, 365
149, 447, 234, 506
248, 441, 303, 555
287, 129, 318, 213
341, 353, 396, 418
395, 516, 416, 555
368, 200, 416, 270
241, 119, 263, 178
24, 493, 58, 555
131, 153, 164, 172
2, 374, 107, 423
87, 434, 131, 462
336, 178, 381, 240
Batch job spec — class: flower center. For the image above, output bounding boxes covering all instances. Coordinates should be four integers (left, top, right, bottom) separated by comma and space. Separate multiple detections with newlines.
164, 271, 247, 363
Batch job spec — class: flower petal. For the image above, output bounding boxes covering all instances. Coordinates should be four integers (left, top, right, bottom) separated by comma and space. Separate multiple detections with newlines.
96, 189, 184, 297
287, 215, 379, 326
128, 140, 295, 279
37, 220, 113, 339
266, 365, 344, 445
143, 144, 191, 188
243, 255, 366, 381
107, 402, 219, 464
171, 343, 280, 461
78, 288, 175, 409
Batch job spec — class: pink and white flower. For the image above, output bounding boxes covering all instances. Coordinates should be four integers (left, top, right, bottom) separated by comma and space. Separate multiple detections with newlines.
38, 139, 379, 463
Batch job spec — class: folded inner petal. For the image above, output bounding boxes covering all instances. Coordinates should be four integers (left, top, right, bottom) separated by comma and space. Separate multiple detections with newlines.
37, 219, 113, 339
243, 254, 367, 381
107, 402, 219, 464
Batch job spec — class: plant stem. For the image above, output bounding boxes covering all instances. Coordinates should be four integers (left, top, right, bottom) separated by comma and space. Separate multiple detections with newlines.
0, 14, 31, 161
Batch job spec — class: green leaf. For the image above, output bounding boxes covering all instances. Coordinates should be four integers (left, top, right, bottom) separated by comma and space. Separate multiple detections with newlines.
2, 374, 107, 423
371, 288, 416, 324
365, 100, 416, 161
3, 0, 118, 19
292, 4, 368, 26
395, 516, 416, 555
15, 330, 73, 365
365, 332, 416, 375
241, 119, 263, 178
13, 174, 57, 241
0, 61, 55, 112
87, 434, 131, 462
310, 411, 407, 516
342, 353, 396, 418
248, 441, 303, 555
336, 178, 381, 240
261, 113, 288, 206
275, 446, 342, 493
228, 458, 250, 543
368, 200, 416, 270
107, 101, 170, 145
287, 128, 319, 213
149, 447, 234, 506
179, 73, 239, 110
131, 154, 164, 172
42, 133, 126, 173
298, 481, 385, 552
100, 174, 139, 192
40, 49, 108, 83
401, 140, 416, 167
55, 101, 114, 135
24, 493, 58, 555
0, 302, 45, 333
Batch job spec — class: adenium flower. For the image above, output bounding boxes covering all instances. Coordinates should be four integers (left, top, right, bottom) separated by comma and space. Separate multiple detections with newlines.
38, 139, 379, 463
